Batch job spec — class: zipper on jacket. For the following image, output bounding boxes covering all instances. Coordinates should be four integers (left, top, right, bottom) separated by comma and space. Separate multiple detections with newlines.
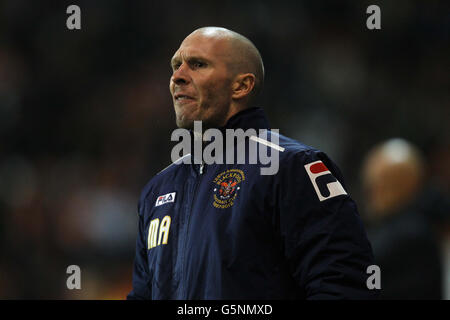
180, 161, 205, 298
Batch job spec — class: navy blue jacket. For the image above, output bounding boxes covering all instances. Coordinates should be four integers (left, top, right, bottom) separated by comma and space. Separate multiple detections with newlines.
128, 107, 377, 299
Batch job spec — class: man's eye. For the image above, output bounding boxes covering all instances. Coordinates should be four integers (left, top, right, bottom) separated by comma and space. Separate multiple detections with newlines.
193, 61, 205, 68
173, 63, 181, 70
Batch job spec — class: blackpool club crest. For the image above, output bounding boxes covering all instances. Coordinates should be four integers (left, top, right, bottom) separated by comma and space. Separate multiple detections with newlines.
212, 169, 245, 209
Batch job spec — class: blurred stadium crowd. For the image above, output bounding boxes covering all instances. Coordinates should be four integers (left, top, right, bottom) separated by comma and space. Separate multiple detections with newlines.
0, 1, 448, 299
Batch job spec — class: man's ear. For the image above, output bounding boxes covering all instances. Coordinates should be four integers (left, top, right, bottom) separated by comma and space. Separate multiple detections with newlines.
231, 73, 256, 100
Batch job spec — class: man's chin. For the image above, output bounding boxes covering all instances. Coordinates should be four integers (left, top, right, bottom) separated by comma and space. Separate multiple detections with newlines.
175, 116, 194, 130
174, 105, 199, 129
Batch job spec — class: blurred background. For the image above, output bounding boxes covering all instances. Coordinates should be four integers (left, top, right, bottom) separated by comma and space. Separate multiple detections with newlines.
0, 0, 448, 299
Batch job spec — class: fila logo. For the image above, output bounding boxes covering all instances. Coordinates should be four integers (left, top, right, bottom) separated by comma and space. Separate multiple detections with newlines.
155, 192, 176, 207
304, 160, 347, 201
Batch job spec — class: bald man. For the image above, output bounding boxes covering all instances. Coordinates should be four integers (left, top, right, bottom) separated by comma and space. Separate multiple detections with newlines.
128, 27, 377, 300
362, 138, 425, 220
170, 27, 264, 129
362, 138, 442, 299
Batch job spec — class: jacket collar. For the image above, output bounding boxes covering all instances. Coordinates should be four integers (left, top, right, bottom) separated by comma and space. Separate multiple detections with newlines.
185, 107, 270, 171
219, 106, 270, 131
187, 106, 270, 137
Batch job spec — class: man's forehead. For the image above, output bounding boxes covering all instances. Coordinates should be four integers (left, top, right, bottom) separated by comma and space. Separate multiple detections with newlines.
171, 33, 230, 62
171, 46, 206, 61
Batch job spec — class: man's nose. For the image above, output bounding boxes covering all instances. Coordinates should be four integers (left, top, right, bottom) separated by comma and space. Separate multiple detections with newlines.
171, 63, 190, 85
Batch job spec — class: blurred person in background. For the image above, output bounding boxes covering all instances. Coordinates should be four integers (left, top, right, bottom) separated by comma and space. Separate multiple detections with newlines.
362, 138, 446, 299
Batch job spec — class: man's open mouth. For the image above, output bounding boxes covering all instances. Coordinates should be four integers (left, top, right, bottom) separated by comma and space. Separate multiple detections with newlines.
175, 94, 194, 101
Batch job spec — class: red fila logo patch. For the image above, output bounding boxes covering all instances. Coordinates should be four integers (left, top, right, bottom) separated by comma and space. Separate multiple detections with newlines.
304, 160, 347, 201
155, 192, 176, 207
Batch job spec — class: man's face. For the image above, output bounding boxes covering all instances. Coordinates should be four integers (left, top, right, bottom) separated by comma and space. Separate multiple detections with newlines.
170, 32, 234, 129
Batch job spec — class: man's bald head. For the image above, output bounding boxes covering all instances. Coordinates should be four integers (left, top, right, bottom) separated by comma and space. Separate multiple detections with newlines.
186, 27, 265, 103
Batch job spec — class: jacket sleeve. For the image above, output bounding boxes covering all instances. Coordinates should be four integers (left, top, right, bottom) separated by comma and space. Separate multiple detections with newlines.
277, 149, 378, 299
127, 199, 152, 300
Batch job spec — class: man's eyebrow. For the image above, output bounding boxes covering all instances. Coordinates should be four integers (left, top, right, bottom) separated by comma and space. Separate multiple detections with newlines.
186, 56, 208, 62
171, 55, 210, 66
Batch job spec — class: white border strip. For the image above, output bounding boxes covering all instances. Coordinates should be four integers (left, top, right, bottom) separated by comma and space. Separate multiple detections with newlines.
250, 136, 285, 152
